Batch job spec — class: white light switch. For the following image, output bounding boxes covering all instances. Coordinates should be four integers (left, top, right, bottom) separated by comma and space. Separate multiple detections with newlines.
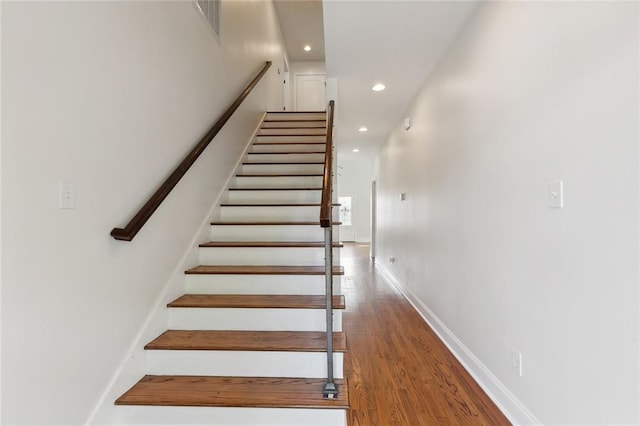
59, 183, 76, 209
548, 181, 563, 209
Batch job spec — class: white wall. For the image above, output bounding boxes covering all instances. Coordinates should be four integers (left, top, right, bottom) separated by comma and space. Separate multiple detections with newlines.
337, 154, 372, 243
375, 2, 639, 424
1, 1, 286, 424
289, 61, 326, 110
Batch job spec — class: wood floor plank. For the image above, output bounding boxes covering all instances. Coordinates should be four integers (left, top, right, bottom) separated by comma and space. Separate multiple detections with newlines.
145, 330, 347, 352
185, 265, 345, 275
199, 241, 343, 248
168, 294, 346, 309
341, 244, 510, 425
115, 376, 348, 409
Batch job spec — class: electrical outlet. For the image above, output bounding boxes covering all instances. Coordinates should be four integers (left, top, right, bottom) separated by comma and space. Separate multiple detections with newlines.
511, 348, 523, 377
59, 182, 76, 209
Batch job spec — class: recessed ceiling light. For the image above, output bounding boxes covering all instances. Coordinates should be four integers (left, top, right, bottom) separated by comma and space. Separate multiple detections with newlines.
358, 127, 368, 132
352, 149, 360, 153
372, 83, 386, 92
304, 45, 311, 52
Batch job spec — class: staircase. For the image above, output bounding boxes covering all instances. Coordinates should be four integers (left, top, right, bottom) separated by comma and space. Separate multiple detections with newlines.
115, 111, 349, 425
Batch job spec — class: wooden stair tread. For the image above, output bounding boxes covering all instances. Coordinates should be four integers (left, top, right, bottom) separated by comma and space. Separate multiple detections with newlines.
243, 162, 324, 165
115, 376, 348, 408
252, 142, 326, 145
220, 203, 340, 206
168, 294, 346, 309
228, 187, 322, 191
257, 134, 327, 137
249, 151, 326, 154
186, 265, 344, 275
211, 221, 342, 225
236, 173, 323, 177
200, 241, 342, 248
145, 330, 347, 352
264, 119, 326, 121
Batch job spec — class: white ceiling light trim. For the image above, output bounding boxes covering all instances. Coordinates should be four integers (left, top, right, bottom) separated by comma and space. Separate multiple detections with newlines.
372, 83, 386, 92
358, 126, 368, 132
352, 149, 360, 153
304, 44, 311, 51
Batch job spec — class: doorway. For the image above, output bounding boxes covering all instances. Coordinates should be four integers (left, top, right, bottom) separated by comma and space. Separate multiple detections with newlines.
339, 195, 355, 242
371, 180, 376, 259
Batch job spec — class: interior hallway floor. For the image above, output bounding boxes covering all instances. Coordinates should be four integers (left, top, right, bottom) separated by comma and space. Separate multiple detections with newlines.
341, 243, 510, 425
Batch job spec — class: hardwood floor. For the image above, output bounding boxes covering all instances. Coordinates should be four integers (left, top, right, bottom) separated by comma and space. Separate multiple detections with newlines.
342, 243, 510, 425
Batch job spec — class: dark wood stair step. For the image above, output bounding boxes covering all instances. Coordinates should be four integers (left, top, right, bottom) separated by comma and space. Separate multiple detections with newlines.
236, 173, 323, 177
249, 151, 326, 154
145, 330, 347, 352
168, 294, 346, 309
211, 221, 342, 226
199, 241, 342, 248
242, 162, 324, 165
185, 265, 345, 275
252, 141, 326, 145
115, 376, 348, 408
228, 187, 322, 191
220, 203, 339, 207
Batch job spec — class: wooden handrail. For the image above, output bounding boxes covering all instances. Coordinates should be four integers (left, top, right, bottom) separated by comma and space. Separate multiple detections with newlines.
111, 61, 272, 241
320, 100, 335, 228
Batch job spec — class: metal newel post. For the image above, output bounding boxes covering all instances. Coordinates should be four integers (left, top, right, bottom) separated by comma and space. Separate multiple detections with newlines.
322, 213, 338, 399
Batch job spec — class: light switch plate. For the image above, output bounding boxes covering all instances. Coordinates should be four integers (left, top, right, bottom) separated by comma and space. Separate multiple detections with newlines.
548, 181, 563, 208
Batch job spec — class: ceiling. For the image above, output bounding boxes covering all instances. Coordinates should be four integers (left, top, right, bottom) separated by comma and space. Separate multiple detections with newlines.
323, 1, 478, 157
273, 0, 326, 62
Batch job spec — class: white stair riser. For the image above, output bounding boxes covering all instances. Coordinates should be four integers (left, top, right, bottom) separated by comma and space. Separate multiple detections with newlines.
219, 206, 337, 222
168, 308, 342, 331
147, 351, 343, 378
199, 246, 339, 265
117, 405, 347, 426
234, 175, 322, 188
185, 275, 342, 295
210, 225, 336, 242
226, 190, 321, 204
255, 135, 326, 144
241, 163, 324, 174
259, 128, 326, 136
262, 120, 326, 128
265, 113, 326, 121
251, 143, 325, 153
246, 153, 325, 163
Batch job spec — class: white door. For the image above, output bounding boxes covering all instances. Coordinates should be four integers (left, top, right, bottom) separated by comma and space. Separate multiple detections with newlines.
295, 74, 326, 111
339, 195, 355, 242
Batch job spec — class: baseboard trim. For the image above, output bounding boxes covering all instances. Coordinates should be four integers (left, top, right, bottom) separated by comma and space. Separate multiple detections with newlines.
375, 261, 541, 426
